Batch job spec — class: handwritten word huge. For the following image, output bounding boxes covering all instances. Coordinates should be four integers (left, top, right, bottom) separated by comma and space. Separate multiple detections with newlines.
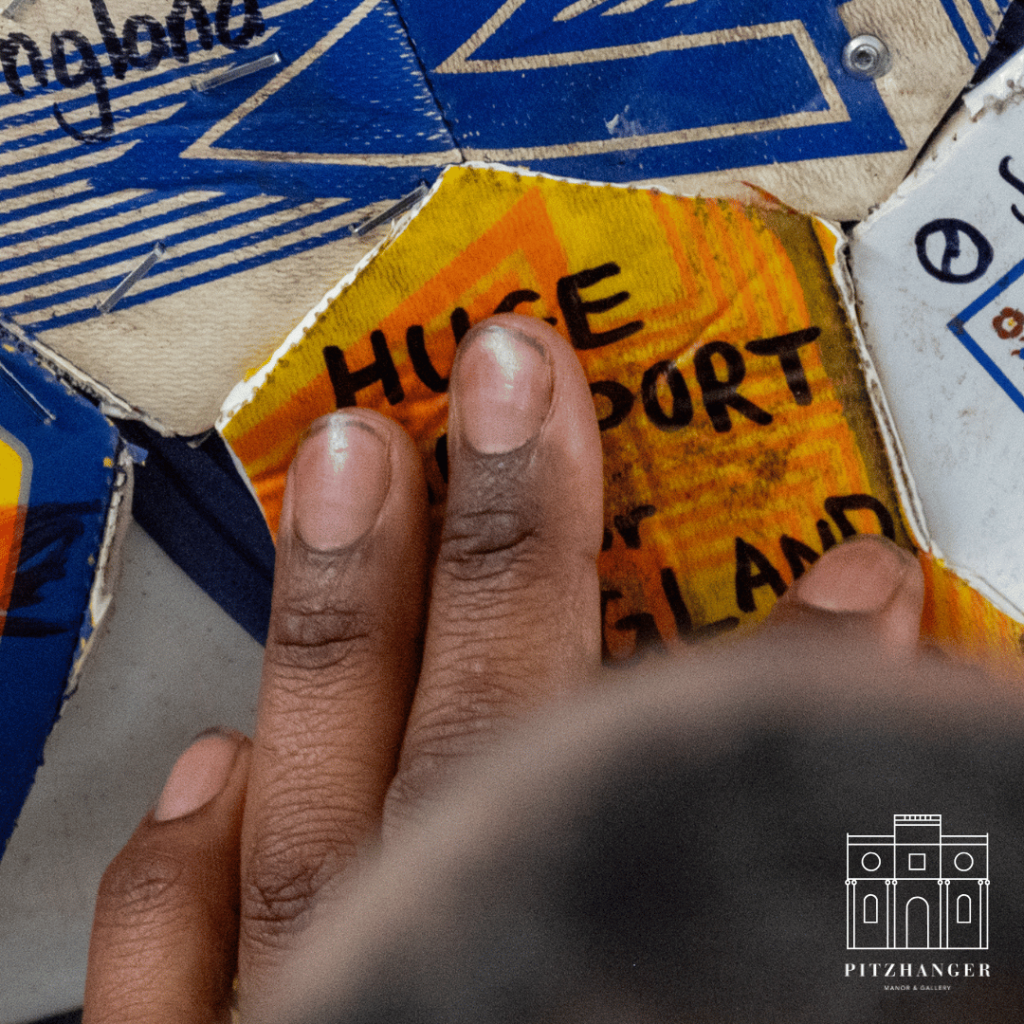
323, 261, 820, 438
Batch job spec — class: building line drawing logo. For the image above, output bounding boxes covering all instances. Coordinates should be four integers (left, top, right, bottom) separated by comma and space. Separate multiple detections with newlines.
846, 814, 989, 951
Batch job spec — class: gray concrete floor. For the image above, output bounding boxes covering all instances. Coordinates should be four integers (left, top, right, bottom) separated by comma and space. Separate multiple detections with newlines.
0, 519, 263, 1023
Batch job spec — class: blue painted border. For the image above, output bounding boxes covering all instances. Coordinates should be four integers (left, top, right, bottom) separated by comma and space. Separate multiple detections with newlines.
947, 252, 1024, 415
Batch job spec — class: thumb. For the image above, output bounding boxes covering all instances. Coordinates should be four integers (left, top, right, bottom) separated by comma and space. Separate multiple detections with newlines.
84, 730, 251, 1024
766, 534, 924, 657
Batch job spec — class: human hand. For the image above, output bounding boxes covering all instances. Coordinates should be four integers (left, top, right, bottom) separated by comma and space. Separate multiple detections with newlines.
82, 312, 931, 1024
82, 314, 605, 1022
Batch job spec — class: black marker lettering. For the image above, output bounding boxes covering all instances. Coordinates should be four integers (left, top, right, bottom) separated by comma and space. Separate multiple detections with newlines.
817, 518, 838, 552
122, 15, 169, 71
745, 327, 819, 406
661, 566, 739, 641
915, 219, 993, 284
614, 612, 665, 655
450, 307, 471, 344
406, 325, 450, 393
613, 504, 655, 549
493, 289, 541, 315
88, 0, 127, 79
780, 534, 820, 580
641, 358, 693, 431
695, 342, 772, 433
166, 0, 215, 63
50, 30, 114, 142
824, 494, 895, 541
435, 433, 448, 483
556, 263, 643, 350
323, 331, 404, 408
734, 537, 786, 614
0, 33, 48, 95
999, 156, 1024, 226
590, 380, 634, 431
216, 0, 264, 49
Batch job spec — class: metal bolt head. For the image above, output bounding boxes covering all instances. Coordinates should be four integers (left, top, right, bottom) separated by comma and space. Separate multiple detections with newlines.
842, 34, 891, 79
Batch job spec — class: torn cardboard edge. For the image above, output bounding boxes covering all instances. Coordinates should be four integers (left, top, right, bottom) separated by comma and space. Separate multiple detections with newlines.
70, 442, 133, 697
831, 237, 933, 558
964, 44, 1024, 119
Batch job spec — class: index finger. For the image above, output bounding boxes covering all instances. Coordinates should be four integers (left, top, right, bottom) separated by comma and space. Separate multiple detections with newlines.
239, 409, 428, 1017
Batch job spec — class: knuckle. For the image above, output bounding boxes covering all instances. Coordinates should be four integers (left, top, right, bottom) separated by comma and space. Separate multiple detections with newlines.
438, 504, 542, 584
385, 686, 515, 824
93, 844, 188, 933
242, 807, 360, 947
267, 599, 377, 677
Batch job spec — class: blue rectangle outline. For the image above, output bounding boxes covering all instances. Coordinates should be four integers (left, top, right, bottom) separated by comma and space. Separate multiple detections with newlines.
947, 253, 1024, 416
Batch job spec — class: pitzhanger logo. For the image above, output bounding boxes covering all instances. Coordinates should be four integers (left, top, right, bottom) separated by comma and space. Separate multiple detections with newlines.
846, 814, 989, 951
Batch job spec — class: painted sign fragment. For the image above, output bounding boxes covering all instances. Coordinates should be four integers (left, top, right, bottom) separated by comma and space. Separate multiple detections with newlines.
396, 0, 1010, 219
0, 0, 1008, 433
0, 315, 130, 855
221, 165, 1024, 675
851, 47, 1024, 626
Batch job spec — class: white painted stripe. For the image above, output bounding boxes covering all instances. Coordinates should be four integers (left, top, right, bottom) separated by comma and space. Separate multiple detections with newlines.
456, 22, 847, 159
0, 177, 92, 215
0, 193, 277, 291
979, 0, 1004, 23
2, 187, 151, 236
260, 0, 319, 19
179, 0, 460, 166
0, 142, 137, 194
22, 199, 361, 323
0, 104, 183, 170
6, 194, 348, 305
603, 0, 659, 14
0, 190, 220, 264
554, 0, 607, 19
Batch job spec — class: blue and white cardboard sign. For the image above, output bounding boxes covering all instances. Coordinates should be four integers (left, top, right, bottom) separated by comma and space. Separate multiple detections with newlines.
398, 1, 901, 180
0, 0, 1008, 432
851, 48, 1024, 625
0, 0, 458, 431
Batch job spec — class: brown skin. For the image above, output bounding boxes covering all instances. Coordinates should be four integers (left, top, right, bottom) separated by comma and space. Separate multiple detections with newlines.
83, 315, 933, 1024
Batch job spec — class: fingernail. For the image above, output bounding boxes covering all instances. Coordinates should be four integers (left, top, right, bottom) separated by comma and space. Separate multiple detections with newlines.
454, 324, 553, 454
290, 415, 390, 550
155, 730, 241, 822
791, 535, 917, 613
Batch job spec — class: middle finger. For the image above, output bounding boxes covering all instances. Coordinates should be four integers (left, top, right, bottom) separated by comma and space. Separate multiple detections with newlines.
385, 314, 605, 825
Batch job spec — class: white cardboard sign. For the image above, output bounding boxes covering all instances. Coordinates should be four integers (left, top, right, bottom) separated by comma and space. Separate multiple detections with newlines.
851, 50, 1024, 623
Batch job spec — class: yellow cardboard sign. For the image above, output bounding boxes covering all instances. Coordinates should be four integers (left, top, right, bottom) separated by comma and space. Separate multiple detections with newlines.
222, 165, 1023, 675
